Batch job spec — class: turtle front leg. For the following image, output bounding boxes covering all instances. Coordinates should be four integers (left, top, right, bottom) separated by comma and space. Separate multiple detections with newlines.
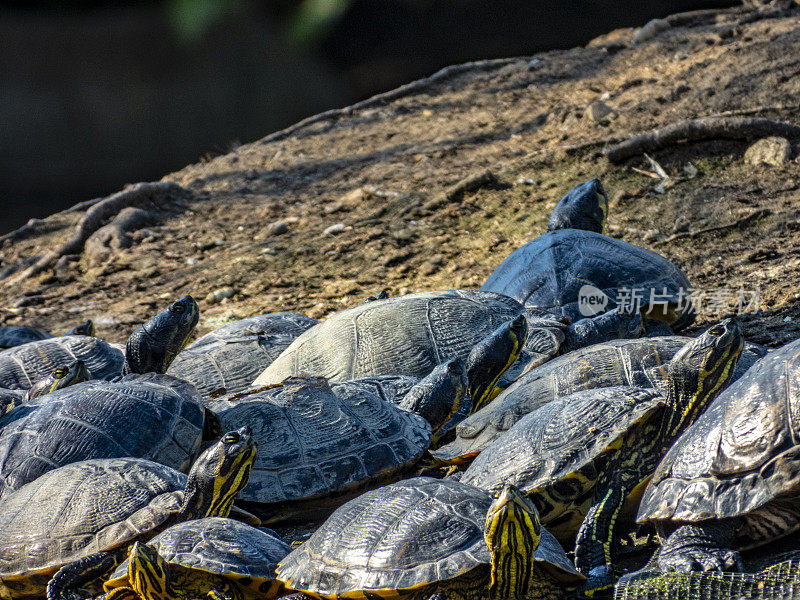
657, 520, 743, 573
573, 486, 624, 596
47, 553, 118, 600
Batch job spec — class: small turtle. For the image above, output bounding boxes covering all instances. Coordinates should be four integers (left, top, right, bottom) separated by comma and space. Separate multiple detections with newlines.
276, 477, 584, 600
0, 361, 92, 416
100, 518, 291, 600
2, 427, 256, 600
636, 335, 800, 574
480, 179, 695, 330
458, 320, 743, 593
435, 334, 764, 462
0, 297, 197, 390
167, 312, 318, 401
0, 320, 94, 349
253, 289, 643, 401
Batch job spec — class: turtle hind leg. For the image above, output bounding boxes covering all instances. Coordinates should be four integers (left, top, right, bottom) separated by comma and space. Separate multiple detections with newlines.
47, 553, 118, 600
658, 521, 743, 573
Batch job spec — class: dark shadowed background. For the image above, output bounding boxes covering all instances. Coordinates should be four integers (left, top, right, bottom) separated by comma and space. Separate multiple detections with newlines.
1, 0, 738, 233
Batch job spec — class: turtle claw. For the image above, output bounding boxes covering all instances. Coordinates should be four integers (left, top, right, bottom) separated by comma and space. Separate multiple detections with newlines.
577, 565, 617, 598
659, 548, 742, 573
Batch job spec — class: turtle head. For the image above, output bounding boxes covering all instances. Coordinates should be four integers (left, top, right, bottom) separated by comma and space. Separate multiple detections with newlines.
127, 541, 171, 600
23, 360, 92, 403
124, 295, 199, 375
179, 426, 257, 520
666, 318, 743, 433
485, 485, 541, 600
398, 358, 468, 444
64, 320, 95, 337
546, 179, 608, 234
467, 315, 528, 413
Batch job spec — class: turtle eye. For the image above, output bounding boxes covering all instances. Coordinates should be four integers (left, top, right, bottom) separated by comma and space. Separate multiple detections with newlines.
222, 432, 240, 445
54, 368, 68, 377
708, 325, 725, 337
169, 303, 186, 314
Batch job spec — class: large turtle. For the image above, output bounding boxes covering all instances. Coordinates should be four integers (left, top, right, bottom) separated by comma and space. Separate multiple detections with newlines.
0, 296, 198, 390
636, 335, 800, 574
0, 427, 256, 600
458, 320, 743, 593
167, 312, 317, 400
0, 373, 205, 499
253, 289, 642, 398
480, 179, 694, 330
0, 321, 94, 349
99, 518, 291, 600
435, 335, 764, 462
276, 477, 584, 600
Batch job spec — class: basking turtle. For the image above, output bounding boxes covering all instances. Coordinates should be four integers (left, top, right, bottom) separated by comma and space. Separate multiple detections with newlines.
0, 320, 94, 349
0, 361, 92, 416
636, 335, 800, 574
435, 334, 764, 462
0, 296, 197, 390
458, 320, 743, 593
253, 289, 642, 401
0, 373, 205, 499
99, 518, 291, 600
480, 178, 694, 330
1, 427, 256, 600
166, 312, 318, 401
276, 477, 584, 600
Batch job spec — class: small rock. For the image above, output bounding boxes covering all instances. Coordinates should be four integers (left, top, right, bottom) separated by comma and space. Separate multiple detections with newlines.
206, 287, 237, 304
584, 101, 614, 123
632, 18, 670, 45
324, 223, 347, 235
266, 221, 288, 236
186, 257, 197, 265
399, 287, 410, 295
673, 215, 690, 233
516, 177, 535, 185
324, 201, 345, 214
744, 137, 792, 167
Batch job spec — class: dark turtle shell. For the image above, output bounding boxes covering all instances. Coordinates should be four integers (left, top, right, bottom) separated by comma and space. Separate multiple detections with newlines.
276, 477, 580, 596
435, 337, 764, 461
209, 377, 431, 512
105, 517, 290, 598
0, 373, 204, 499
167, 313, 318, 401
0, 457, 187, 599
0, 336, 124, 390
638, 337, 800, 548
253, 290, 524, 385
459, 386, 665, 541
0, 326, 52, 349
480, 228, 694, 329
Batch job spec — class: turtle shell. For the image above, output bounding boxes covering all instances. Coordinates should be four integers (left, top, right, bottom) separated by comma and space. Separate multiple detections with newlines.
480, 229, 694, 329
459, 386, 665, 541
0, 457, 187, 599
435, 337, 765, 461
0, 336, 124, 390
209, 377, 431, 509
276, 477, 581, 597
637, 336, 800, 547
168, 313, 318, 401
0, 374, 204, 499
0, 327, 52, 349
105, 518, 290, 599
253, 290, 523, 385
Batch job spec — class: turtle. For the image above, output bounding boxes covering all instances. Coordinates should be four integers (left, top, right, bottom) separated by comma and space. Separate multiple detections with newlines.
0, 427, 256, 600
457, 319, 743, 593
276, 477, 584, 600
253, 289, 643, 400
0, 320, 94, 349
98, 518, 291, 600
0, 360, 92, 416
480, 178, 695, 330
166, 312, 318, 401
434, 334, 765, 463
635, 334, 800, 574
0, 373, 206, 499
0, 296, 198, 390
